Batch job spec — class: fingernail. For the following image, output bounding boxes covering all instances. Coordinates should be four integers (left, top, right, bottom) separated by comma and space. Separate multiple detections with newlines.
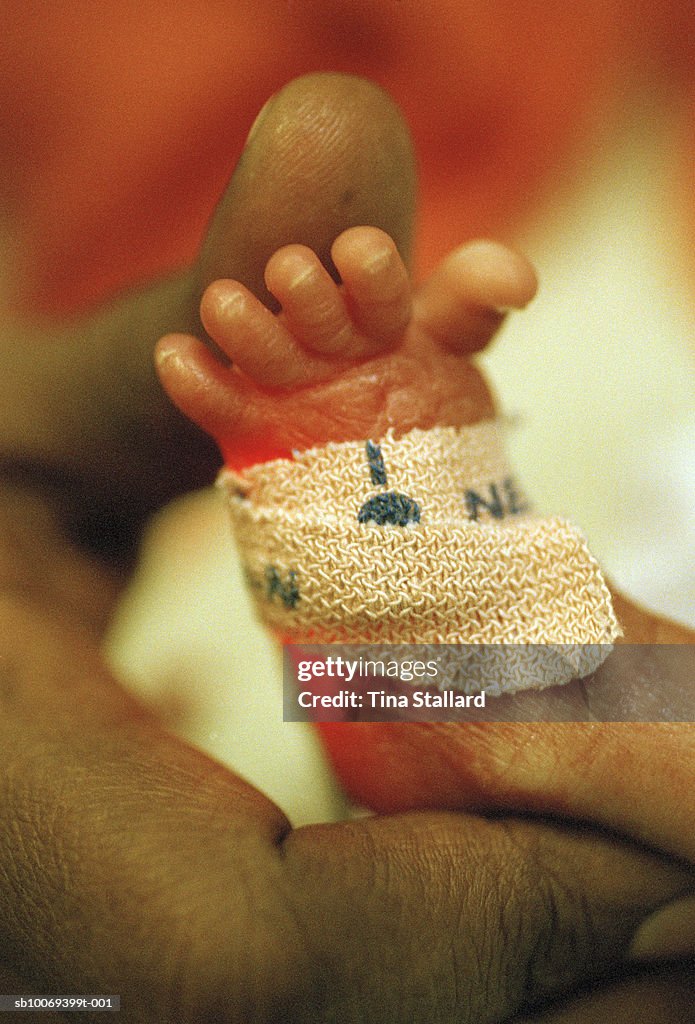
629, 894, 695, 961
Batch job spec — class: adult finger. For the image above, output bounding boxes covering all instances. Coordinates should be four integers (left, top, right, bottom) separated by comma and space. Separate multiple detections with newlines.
0, 73, 417, 557
1, 596, 694, 1023
515, 966, 695, 1023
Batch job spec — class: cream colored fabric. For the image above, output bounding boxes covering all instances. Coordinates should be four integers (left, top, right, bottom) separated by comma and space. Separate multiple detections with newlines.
218, 422, 621, 693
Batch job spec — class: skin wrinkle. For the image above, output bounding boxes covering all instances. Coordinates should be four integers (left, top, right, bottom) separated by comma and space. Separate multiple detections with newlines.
504, 823, 670, 1013
0, 707, 310, 1020
351, 825, 467, 1019
449, 834, 505, 1018
527, 868, 594, 1002
278, 826, 368, 1020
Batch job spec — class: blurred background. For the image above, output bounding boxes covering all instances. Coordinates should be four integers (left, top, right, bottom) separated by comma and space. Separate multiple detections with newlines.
2, 1, 694, 824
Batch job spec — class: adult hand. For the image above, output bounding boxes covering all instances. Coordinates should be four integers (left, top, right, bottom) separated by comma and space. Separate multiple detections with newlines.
0, 74, 693, 1023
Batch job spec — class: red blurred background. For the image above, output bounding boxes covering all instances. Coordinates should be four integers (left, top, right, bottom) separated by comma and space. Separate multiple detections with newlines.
3, 0, 694, 317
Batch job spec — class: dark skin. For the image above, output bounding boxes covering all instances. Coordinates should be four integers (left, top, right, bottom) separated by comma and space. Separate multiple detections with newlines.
0, 74, 693, 1023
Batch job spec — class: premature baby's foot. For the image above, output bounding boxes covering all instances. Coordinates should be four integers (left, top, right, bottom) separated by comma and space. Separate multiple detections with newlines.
156, 227, 537, 469
157, 230, 620, 665
156, 218, 693, 821
156, 229, 618, 657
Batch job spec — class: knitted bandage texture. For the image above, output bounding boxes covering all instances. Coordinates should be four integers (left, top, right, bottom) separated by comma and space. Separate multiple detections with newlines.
218, 422, 621, 693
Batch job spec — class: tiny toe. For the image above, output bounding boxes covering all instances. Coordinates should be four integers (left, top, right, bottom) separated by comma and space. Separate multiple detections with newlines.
264, 245, 355, 357
414, 240, 538, 354
200, 280, 328, 389
155, 333, 247, 443
332, 227, 412, 345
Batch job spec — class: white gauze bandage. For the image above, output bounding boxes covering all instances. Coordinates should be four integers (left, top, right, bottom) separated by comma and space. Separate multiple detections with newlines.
218, 421, 621, 694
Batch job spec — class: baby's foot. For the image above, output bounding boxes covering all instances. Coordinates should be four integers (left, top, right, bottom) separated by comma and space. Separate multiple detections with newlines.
155, 227, 537, 469
156, 229, 624, 668
156, 220, 694, 825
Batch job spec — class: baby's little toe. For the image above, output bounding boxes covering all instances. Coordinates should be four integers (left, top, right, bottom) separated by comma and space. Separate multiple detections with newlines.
155, 332, 247, 442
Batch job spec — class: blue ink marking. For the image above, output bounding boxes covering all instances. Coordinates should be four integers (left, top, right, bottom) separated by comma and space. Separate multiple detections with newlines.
359, 441, 421, 526
265, 566, 300, 608
465, 484, 503, 521
358, 491, 421, 527
503, 476, 530, 515
465, 478, 530, 521
366, 441, 388, 486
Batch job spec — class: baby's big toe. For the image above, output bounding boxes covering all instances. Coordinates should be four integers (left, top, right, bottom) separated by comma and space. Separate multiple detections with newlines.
414, 240, 538, 355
